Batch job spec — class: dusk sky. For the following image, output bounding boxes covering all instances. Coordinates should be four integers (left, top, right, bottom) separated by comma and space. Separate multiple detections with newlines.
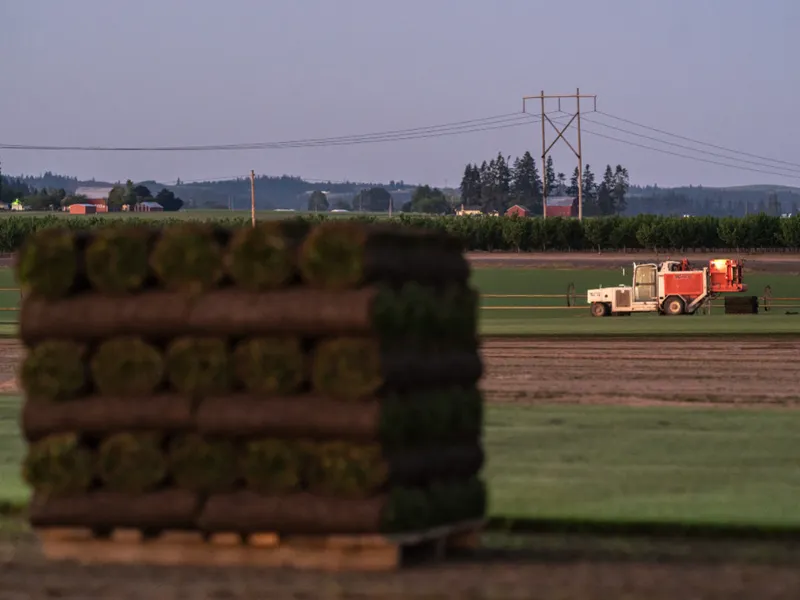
1, 0, 797, 188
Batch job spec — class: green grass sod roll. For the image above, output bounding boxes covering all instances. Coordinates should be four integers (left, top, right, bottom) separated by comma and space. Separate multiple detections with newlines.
16, 228, 81, 299
22, 433, 94, 497
311, 338, 383, 400
428, 477, 487, 525
450, 388, 484, 440
20, 340, 87, 401
380, 486, 432, 533
306, 441, 389, 498
165, 337, 230, 396
241, 439, 306, 493
232, 337, 305, 394
149, 223, 228, 293
168, 434, 239, 493
90, 337, 164, 396
97, 433, 167, 493
84, 226, 154, 294
297, 222, 383, 289
463, 476, 487, 521
224, 220, 310, 291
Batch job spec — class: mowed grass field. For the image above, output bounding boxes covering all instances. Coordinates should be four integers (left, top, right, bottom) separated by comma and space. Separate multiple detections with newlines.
4, 396, 800, 529
472, 266, 800, 336
2, 265, 799, 337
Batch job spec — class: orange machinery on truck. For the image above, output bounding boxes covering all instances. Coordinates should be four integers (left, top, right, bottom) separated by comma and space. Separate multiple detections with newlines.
587, 258, 747, 317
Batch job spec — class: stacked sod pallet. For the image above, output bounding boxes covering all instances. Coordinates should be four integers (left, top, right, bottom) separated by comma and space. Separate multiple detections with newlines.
17, 221, 485, 538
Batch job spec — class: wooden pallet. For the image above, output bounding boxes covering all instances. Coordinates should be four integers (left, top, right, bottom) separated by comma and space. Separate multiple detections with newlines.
34, 520, 484, 571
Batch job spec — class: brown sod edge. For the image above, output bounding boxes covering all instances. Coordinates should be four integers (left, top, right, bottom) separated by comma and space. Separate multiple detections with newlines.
20, 288, 374, 344
21, 395, 194, 442
19, 286, 478, 345
28, 489, 201, 530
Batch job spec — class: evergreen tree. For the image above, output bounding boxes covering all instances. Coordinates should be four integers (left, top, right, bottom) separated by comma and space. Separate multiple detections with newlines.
544, 156, 556, 196
581, 165, 598, 216
459, 163, 481, 206
511, 151, 542, 213
612, 165, 630, 214
597, 165, 615, 215
479, 160, 493, 211
490, 152, 512, 212
556, 172, 566, 195
566, 167, 580, 198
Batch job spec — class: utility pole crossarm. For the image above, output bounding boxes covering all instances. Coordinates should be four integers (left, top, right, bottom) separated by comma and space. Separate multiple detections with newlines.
523, 89, 595, 222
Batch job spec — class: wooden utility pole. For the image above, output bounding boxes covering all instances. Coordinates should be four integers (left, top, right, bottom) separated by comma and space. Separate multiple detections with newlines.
249, 170, 256, 227
523, 90, 597, 221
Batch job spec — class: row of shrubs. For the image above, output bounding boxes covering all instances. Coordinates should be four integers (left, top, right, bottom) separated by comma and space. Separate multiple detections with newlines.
1, 213, 800, 253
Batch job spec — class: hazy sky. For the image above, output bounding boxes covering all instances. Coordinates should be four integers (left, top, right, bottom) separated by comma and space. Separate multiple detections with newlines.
1, 0, 797, 188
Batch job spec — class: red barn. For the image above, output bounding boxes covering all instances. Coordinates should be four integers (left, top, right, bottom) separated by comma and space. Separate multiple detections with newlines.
546, 196, 578, 218
505, 204, 529, 218
69, 204, 97, 215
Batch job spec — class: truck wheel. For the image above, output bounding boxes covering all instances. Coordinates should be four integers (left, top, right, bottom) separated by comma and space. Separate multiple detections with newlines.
663, 296, 685, 316
590, 302, 609, 317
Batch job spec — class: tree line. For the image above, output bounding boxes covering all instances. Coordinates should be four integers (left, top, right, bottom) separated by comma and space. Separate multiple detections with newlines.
0, 176, 183, 211
0, 213, 799, 253
457, 152, 631, 216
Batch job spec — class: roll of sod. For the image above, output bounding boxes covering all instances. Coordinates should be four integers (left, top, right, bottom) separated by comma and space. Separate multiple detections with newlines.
96, 433, 167, 493
232, 337, 306, 395
29, 489, 201, 530
311, 338, 384, 400
311, 339, 483, 400
298, 222, 469, 289
20, 340, 87, 402
165, 337, 230, 396
89, 337, 164, 396
84, 226, 154, 294
22, 433, 95, 497
429, 477, 487, 526
16, 228, 82, 299
168, 434, 239, 494
224, 220, 310, 291
240, 439, 306, 494
22, 395, 195, 442
198, 487, 433, 534
305, 441, 389, 498
149, 223, 228, 293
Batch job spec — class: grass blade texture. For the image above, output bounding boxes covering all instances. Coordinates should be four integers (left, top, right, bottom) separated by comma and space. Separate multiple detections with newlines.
22, 433, 95, 497
224, 220, 309, 291
240, 439, 306, 493
16, 228, 80, 299
149, 223, 227, 293
306, 441, 389, 498
97, 433, 167, 493
20, 340, 87, 401
90, 337, 164, 396
165, 337, 230, 396
232, 337, 306, 394
84, 226, 153, 294
311, 338, 383, 400
168, 434, 239, 493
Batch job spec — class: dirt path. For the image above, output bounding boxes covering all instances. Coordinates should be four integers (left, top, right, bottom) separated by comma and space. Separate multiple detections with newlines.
468, 251, 800, 273
2, 529, 800, 599
480, 337, 800, 407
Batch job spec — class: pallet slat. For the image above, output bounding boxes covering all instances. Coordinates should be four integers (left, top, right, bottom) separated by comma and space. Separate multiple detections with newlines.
35, 519, 484, 571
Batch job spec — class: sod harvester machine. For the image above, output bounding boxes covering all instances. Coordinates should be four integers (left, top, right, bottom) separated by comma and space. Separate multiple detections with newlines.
587, 258, 748, 317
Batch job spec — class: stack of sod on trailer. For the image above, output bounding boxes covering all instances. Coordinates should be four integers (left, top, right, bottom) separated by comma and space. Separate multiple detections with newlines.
17, 221, 485, 537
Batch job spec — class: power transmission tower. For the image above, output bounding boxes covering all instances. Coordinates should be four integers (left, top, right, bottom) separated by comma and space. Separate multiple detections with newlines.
522, 89, 596, 220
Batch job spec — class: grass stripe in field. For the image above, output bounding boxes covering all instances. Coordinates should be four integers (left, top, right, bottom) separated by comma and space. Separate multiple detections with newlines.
486, 404, 800, 528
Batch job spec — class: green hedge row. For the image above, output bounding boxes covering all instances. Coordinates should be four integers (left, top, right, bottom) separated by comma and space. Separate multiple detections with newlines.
1, 213, 800, 253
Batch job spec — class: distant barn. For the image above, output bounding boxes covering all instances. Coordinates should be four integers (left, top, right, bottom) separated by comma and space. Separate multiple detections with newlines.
69, 204, 97, 215
505, 205, 530, 218
75, 186, 113, 213
545, 196, 578, 218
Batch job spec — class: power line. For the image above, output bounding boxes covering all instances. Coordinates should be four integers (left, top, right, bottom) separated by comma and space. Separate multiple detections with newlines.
594, 110, 800, 170
550, 114, 800, 182
0, 113, 545, 152
576, 112, 800, 175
